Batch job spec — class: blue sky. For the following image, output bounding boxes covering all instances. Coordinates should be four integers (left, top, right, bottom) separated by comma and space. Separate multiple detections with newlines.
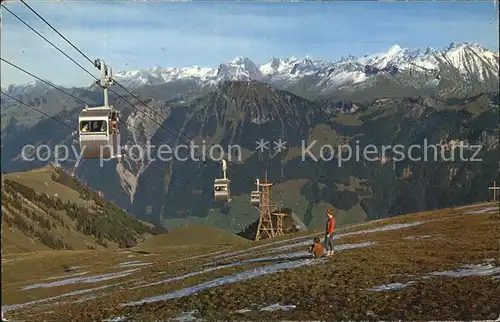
1, 1, 498, 87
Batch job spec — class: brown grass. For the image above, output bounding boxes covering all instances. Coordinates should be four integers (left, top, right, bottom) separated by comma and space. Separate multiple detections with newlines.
136, 225, 250, 250
3, 203, 499, 321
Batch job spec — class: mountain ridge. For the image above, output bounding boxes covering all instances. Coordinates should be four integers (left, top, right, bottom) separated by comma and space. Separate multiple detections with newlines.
2, 42, 498, 93
102, 43, 500, 101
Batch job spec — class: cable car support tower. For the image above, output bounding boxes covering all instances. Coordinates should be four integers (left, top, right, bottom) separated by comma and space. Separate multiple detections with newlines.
254, 172, 275, 241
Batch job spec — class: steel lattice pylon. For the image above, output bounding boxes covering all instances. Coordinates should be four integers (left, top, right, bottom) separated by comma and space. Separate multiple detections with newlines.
272, 212, 287, 237
255, 183, 275, 241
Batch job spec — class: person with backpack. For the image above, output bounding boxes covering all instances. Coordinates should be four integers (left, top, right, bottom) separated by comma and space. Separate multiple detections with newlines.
324, 208, 336, 256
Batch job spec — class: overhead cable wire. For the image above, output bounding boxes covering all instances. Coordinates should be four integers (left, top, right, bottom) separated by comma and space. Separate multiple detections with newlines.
19, 0, 95, 66
1, 6, 206, 165
0, 90, 205, 191
1, 58, 90, 106
13, 1, 258, 184
1, 5, 97, 80
0, 61, 207, 190
61, 1, 138, 69
15, 0, 216, 156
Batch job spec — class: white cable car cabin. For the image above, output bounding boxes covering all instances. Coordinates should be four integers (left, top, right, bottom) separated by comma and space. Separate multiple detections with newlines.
250, 178, 260, 206
250, 191, 260, 206
214, 159, 231, 202
79, 106, 121, 159
214, 178, 231, 202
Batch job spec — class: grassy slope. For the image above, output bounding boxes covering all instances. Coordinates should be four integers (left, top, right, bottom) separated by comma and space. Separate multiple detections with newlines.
136, 225, 250, 252
4, 167, 88, 206
1, 166, 157, 253
2, 202, 498, 321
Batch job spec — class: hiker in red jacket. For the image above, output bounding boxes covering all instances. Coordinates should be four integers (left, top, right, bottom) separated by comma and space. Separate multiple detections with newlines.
324, 208, 336, 256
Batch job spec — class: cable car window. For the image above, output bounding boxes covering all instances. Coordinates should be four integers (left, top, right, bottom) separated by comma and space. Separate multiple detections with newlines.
92, 120, 107, 132
80, 120, 107, 133
80, 121, 89, 132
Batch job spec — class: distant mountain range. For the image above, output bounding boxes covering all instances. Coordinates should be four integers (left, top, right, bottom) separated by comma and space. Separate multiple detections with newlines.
109, 42, 498, 93
3, 42, 499, 98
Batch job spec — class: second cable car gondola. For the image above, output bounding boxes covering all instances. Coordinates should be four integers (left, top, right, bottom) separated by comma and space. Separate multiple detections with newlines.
78, 106, 121, 159
214, 159, 231, 202
250, 191, 260, 206
250, 178, 260, 206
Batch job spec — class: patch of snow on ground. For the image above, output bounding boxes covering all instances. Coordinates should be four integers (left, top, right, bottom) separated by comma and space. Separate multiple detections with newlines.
235, 308, 252, 313
170, 310, 201, 321
2, 285, 114, 312
132, 280, 148, 286
103, 316, 128, 322
130, 263, 238, 289
455, 202, 495, 210
74, 294, 103, 303
118, 261, 153, 268
43, 272, 90, 281
21, 269, 140, 290
260, 303, 296, 312
122, 258, 323, 306
403, 235, 434, 240
367, 281, 416, 292
430, 262, 500, 278
1, 258, 22, 263
464, 207, 499, 215
345, 221, 425, 236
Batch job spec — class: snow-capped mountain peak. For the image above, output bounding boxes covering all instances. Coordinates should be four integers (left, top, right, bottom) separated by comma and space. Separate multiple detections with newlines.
110, 42, 498, 91
2, 79, 54, 97
387, 44, 403, 55
216, 56, 262, 81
